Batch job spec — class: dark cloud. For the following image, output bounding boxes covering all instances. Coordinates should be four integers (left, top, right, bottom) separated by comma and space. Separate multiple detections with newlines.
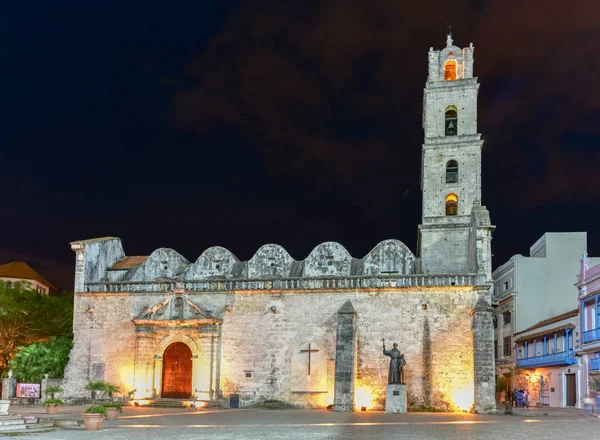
173, 0, 600, 206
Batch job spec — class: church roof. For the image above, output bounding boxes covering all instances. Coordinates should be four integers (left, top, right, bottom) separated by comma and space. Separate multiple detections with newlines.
109, 256, 149, 270
0, 261, 56, 289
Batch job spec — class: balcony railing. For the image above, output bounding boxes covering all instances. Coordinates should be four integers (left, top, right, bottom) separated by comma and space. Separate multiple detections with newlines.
582, 328, 600, 344
591, 357, 600, 371
516, 350, 577, 368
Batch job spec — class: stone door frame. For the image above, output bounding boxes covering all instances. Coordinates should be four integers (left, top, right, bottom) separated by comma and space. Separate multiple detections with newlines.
153, 335, 201, 398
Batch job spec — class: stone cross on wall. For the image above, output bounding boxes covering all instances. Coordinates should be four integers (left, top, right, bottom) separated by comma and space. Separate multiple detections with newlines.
300, 343, 319, 375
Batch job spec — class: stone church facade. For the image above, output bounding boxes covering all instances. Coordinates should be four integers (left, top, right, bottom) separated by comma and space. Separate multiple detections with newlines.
62, 35, 496, 412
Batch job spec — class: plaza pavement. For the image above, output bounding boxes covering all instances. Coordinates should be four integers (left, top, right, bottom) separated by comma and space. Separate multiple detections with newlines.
8, 405, 599, 440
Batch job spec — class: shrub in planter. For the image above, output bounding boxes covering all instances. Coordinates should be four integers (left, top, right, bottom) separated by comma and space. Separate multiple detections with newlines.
83, 406, 106, 431
103, 403, 123, 421
44, 386, 64, 415
44, 398, 64, 415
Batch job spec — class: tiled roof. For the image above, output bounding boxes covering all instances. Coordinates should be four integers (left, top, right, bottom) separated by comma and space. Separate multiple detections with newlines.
0, 262, 56, 289
109, 256, 149, 270
514, 309, 578, 336
514, 324, 575, 343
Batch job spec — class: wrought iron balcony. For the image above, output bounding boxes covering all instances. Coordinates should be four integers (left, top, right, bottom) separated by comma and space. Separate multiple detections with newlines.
591, 357, 600, 371
582, 328, 600, 344
516, 350, 577, 368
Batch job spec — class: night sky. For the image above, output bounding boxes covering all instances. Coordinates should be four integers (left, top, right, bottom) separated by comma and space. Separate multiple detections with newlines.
2, 1, 600, 290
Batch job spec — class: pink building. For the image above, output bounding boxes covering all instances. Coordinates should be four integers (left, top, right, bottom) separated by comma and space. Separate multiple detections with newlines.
576, 255, 600, 398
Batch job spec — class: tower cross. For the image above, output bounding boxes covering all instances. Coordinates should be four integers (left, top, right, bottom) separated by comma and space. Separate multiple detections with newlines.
300, 343, 319, 375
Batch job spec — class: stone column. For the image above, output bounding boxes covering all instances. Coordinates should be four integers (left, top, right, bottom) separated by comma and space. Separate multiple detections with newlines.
153, 356, 163, 397
472, 297, 496, 413
1, 377, 16, 400
333, 300, 357, 412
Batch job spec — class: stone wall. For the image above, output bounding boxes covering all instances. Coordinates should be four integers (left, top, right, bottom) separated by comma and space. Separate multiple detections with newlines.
63, 286, 476, 411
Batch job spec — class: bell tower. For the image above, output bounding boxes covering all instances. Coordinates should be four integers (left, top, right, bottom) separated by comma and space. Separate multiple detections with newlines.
417, 33, 483, 274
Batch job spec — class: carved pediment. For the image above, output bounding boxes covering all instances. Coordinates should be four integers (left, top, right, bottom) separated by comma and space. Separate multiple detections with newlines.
133, 295, 221, 327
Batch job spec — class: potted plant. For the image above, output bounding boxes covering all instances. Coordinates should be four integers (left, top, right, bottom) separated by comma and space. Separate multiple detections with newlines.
87, 380, 107, 405
103, 403, 123, 420
103, 383, 122, 420
43, 386, 63, 415
83, 380, 108, 430
83, 406, 106, 431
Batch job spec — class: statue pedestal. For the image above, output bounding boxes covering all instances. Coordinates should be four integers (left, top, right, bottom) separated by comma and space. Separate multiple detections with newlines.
385, 384, 406, 413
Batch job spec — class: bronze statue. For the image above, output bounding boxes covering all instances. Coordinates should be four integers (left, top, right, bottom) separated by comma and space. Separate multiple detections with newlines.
382, 338, 406, 384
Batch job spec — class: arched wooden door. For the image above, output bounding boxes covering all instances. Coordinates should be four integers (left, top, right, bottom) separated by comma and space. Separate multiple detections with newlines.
161, 342, 192, 398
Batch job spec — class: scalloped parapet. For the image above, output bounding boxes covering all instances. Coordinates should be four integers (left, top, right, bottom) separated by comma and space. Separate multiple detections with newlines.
246, 244, 295, 278
183, 246, 241, 280
363, 239, 416, 276
123, 248, 190, 281
304, 242, 352, 277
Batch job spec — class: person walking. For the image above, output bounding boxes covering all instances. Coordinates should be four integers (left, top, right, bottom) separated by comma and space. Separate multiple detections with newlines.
511, 388, 518, 408
516, 389, 524, 409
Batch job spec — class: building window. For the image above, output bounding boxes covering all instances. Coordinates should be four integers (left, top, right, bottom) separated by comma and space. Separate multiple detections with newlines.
503, 336, 511, 356
445, 106, 458, 136
503, 311, 512, 325
493, 318, 498, 329
444, 60, 457, 80
494, 340, 498, 359
503, 281, 508, 291
445, 193, 458, 216
446, 160, 458, 183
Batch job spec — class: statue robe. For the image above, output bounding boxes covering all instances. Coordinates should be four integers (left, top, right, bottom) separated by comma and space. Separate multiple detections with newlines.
383, 347, 402, 384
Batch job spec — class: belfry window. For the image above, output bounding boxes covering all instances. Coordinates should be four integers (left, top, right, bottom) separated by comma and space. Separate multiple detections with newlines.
445, 193, 458, 216
444, 60, 457, 80
445, 106, 458, 136
446, 160, 458, 183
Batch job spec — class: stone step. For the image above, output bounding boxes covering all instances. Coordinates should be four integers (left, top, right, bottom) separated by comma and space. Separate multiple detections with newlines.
0, 421, 26, 432
140, 399, 190, 408
0, 422, 56, 434
0, 415, 54, 434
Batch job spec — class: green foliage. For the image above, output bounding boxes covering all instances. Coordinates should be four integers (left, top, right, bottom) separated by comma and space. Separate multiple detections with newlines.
85, 405, 106, 414
104, 383, 120, 400
45, 386, 63, 400
253, 399, 292, 409
0, 281, 73, 375
588, 377, 600, 393
7, 337, 73, 383
103, 403, 123, 413
408, 406, 447, 412
43, 398, 63, 406
87, 381, 108, 405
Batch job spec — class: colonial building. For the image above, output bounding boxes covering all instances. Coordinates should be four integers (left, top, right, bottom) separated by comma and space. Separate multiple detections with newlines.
493, 233, 591, 373
577, 256, 600, 398
513, 310, 580, 407
0, 261, 55, 295
61, 34, 496, 412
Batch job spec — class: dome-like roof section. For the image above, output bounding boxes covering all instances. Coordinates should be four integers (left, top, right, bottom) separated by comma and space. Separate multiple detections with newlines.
304, 242, 352, 277
363, 239, 415, 276
123, 248, 189, 281
183, 246, 240, 279
246, 244, 295, 278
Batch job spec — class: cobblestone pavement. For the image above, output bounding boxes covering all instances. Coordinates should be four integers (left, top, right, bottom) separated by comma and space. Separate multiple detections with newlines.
13, 407, 600, 440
